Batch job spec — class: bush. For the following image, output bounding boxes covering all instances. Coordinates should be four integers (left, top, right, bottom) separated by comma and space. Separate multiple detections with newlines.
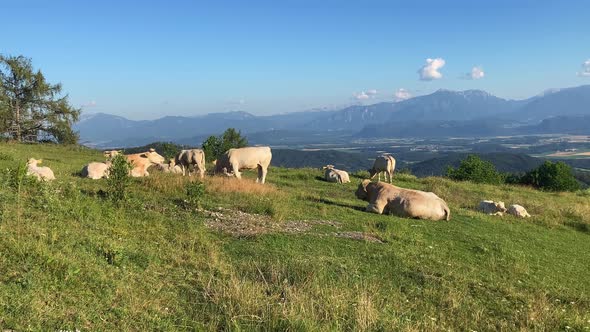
185, 181, 205, 209
202, 128, 248, 161
519, 161, 580, 192
106, 154, 133, 204
446, 155, 505, 184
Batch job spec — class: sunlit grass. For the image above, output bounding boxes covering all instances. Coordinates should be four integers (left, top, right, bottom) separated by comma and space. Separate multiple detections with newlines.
0, 143, 589, 330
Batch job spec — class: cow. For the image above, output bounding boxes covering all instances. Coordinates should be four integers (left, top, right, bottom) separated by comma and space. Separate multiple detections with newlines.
81, 161, 111, 179
103, 150, 121, 160
125, 148, 166, 177
355, 180, 450, 221
174, 149, 206, 178
369, 155, 396, 183
478, 200, 507, 216
214, 146, 272, 184
155, 158, 183, 174
26, 158, 56, 181
507, 204, 531, 218
322, 165, 350, 183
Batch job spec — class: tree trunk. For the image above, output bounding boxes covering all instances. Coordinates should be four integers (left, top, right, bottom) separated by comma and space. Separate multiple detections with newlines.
14, 99, 21, 141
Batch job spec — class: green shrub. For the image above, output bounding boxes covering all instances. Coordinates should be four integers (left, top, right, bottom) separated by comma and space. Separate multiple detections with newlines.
202, 128, 248, 160
106, 154, 133, 204
519, 161, 580, 192
446, 155, 505, 184
185, 181, 205, 208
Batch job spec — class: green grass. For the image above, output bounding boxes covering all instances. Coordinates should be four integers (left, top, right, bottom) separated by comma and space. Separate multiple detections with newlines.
0, 142, 589, 331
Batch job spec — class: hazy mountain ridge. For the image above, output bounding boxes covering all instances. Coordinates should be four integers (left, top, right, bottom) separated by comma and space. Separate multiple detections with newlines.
75, 85, 590, 147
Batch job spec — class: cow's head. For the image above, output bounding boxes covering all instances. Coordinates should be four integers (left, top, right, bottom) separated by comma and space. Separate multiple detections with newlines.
27, 158, 41, 166
103, 150, 121, 160
355, 179, 371, 201
143, 149, 166, 164
495, 201, 507, 213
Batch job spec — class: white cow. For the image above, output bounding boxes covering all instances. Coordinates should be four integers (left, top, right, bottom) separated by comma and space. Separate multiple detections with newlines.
214, 146, 272, 184
155, 158, 183, 174
175, 149, 206, 178
369, 155, 396, 183
81, 161, 111, 179
478, 200, 507, 216
125, 148, 166, 177
355, 180, 450, 221
26, 158, 56, 181
103, 150, 121, 160
507, 204, 531, 218
322, 165, 350, 183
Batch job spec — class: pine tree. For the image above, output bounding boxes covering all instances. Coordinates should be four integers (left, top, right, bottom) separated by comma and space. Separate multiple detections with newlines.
0, 55, 80, 143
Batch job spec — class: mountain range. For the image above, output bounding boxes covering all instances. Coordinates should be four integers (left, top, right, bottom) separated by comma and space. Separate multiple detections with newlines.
75, 85, 590, 148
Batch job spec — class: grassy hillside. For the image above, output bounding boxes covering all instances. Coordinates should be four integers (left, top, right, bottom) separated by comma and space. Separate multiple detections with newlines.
0, 142, 589, 331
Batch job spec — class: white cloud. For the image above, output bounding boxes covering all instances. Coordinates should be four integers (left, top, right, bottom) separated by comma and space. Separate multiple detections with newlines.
353, 89, 377, 100
82, 100, 97, 107
577, 59, 590, 77
354, 92, 370, 100
469, 66, 485, 79
418, 58, 445, 81
394, 88, 412, 101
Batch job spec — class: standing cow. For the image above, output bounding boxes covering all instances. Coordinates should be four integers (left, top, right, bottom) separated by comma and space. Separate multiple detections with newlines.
175, 149, 206, 178
214, 146, 272, 184
369, 154, 396, 183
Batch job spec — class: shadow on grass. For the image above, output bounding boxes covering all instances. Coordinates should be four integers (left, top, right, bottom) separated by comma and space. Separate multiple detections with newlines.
564, 220, 590, 233
318, 197, 366, 212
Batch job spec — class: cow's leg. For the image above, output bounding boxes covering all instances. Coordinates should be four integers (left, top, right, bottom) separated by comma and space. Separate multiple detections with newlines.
199, 166, 205, 179
232, 164, 241, 179
366, 202, 385, 214
257, 165, 267, 184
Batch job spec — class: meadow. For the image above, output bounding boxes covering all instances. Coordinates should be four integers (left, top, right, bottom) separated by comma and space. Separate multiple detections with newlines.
0, 142, 589, 331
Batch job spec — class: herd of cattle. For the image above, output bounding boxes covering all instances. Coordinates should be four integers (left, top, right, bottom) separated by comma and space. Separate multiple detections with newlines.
24, 146, 531, 221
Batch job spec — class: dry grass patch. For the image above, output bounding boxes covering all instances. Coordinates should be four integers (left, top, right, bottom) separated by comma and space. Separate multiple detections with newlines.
205, 176, 278, 195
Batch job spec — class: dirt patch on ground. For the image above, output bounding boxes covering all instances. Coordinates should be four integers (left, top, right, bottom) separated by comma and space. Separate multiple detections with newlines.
202, 208, 382, 243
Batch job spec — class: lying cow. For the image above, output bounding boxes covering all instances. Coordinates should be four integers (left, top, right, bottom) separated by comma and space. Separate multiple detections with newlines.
355, 180, 450, 221
175, 149, 206, 178
369, 154, 396, 183
81, 161, 111, 179
125, 148, 166, 177
507, 204, 531, 218
478, 200, 507, 216
214, 146, 272, 184
103, 150, 121, 160
26, 158, 56, 181
154, 158, 183, 174
322, 165, 350, 183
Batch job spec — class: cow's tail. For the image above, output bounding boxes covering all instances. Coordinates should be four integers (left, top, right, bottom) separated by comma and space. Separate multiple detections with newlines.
444, 205, 451, 221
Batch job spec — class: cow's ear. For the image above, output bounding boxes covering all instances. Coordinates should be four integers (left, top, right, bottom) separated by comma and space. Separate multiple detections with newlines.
361, 179, 370, 188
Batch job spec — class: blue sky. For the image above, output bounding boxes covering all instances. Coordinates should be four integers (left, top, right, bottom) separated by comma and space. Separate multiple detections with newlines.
3, 0, 590, 119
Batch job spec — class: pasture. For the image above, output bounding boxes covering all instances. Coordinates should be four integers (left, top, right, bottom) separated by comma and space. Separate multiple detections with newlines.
0, 142, 589, 331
